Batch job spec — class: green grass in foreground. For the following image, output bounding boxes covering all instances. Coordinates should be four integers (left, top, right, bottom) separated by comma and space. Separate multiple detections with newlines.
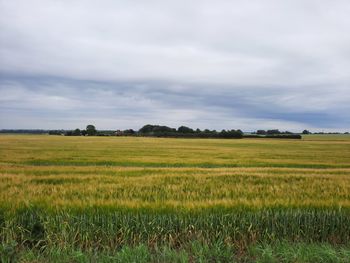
2, 208, 350, 248
1, 241, 349, 263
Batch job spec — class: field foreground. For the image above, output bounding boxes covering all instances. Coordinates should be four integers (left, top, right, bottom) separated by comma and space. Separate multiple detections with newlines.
1, 134, 350, 262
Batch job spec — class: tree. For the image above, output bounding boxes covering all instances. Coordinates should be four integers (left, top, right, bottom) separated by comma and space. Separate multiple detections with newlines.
139, 124, 155, 133
73, 128, 81, 136
86, 125, 97, 136
153, 125, 175, 133
219, 129, 243, 139
177, 126, 194, 133
256, 130, 266, 135
49, 130, 64, 135
65, 131, 73, 136
123, 129, 135, 135
139, 124, 175, 134
267, 129, 280, 135
302, 130, 310, 134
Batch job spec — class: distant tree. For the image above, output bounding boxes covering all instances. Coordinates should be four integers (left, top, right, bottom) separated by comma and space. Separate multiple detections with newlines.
219, 129, 243, 139
302, 130, 311, 134
65, 131, 73, 136
219, 129, 227, 137
49, 130, 64, 135
139, 124, 155, 133
123, 129, 136, 135
177, 126, 194, 133
73, 128, 81, 136
86, 125, 97, 136
267, 129, 280, 135
139, 124, 175, 134
235, 130, 243, 137
153, 125, 175, 133
256, 130, 266, 135
136, 124, 243, 139
81, 130, 87, 136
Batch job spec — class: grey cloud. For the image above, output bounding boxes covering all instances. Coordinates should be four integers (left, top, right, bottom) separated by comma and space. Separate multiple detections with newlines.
1, 76, 348, 131
0, 1, 350, 131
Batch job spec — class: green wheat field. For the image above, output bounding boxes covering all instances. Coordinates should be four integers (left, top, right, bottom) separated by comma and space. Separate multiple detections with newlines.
1, 134, 350, 262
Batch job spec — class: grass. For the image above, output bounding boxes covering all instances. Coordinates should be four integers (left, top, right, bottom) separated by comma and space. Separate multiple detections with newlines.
2, 242, 350, 263
1, 134, 350, 262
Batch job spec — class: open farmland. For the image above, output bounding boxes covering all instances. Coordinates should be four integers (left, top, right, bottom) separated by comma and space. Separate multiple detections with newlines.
1, 134, 350, 262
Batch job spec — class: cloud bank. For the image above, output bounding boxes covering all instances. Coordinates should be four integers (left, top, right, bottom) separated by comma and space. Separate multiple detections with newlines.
1, 0, 349, 131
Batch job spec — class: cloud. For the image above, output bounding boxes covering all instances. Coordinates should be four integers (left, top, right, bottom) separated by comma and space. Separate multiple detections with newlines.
0, 0, 349, 131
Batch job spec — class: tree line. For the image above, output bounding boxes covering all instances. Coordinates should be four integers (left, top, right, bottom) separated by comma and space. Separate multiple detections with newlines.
57, 125, 98, 136
3, 126, 348, 138
58, 124, 244, 138
137, 125, 244, 138
57, 124, 310, 139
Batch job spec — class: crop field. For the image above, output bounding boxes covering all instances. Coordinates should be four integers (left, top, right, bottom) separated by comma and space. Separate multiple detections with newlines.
1, 134, 350, 262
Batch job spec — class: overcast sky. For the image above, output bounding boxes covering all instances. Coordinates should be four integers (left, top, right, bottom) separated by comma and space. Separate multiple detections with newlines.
1, 0, 349, 131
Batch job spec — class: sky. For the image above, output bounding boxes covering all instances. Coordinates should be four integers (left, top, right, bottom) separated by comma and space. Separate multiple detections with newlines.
1, 0, 349, 132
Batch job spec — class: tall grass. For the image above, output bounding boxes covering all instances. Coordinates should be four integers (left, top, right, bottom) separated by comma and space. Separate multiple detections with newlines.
2, 242, 350, 263
1, 206, 349, 251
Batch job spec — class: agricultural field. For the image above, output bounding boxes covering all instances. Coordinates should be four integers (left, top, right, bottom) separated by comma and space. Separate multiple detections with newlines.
1, 134, 350, 262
